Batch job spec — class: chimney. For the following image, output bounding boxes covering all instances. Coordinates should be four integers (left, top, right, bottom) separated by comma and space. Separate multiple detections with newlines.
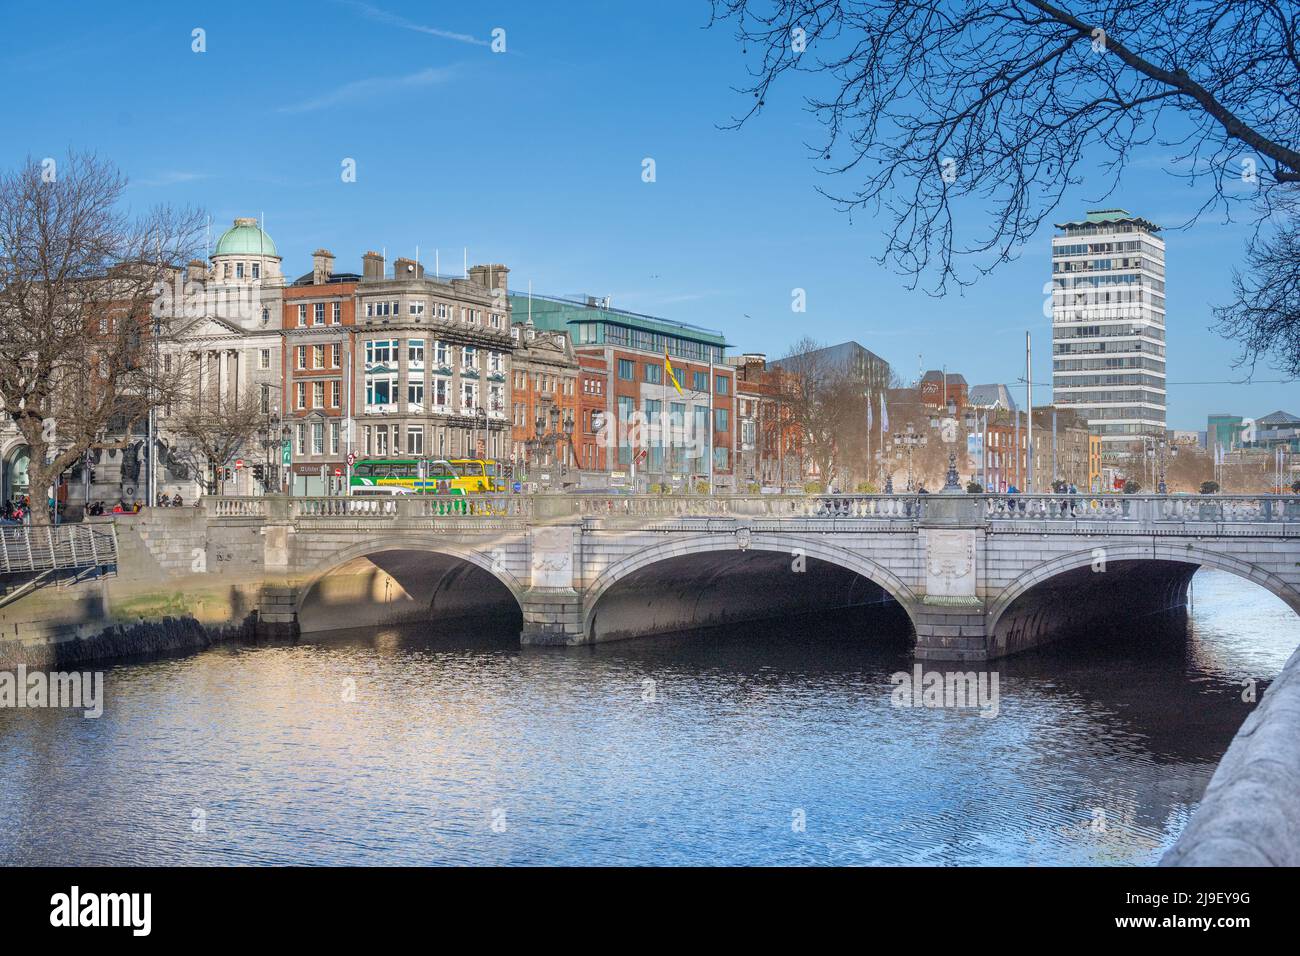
362, 250, 385, 281
311, 249, 334, 285
467, 263, 509, 295
187, 258, 208, 283
393, 257, 424, 280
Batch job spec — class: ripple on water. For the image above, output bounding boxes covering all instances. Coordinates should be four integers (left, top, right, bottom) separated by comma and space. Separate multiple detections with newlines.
0, 569, 1294, 865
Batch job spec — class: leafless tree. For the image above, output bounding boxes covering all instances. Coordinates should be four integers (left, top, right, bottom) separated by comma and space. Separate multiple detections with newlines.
165, 383, 266, 496
710, 1, 1300, 366
0, 152, 204, 524
777, 336, 862, 489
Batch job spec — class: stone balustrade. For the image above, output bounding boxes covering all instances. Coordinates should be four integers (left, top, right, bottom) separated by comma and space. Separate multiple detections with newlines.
200, 492, 1300, 528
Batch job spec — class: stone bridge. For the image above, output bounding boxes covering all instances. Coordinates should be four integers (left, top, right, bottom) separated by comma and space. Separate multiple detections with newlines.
106, 491, 1300, 661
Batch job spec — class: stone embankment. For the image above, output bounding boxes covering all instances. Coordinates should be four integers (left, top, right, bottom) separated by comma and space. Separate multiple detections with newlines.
1163, 644, 1300, 866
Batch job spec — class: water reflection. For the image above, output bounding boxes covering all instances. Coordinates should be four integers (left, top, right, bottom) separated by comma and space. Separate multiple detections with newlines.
0, 570, 1294, 866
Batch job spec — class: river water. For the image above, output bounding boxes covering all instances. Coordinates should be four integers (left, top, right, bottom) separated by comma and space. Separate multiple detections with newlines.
1, 569, 1295, 866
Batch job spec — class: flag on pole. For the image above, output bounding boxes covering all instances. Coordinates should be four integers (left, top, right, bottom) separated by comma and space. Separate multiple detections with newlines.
664, 349, 682, 395
880, 393, 889, 433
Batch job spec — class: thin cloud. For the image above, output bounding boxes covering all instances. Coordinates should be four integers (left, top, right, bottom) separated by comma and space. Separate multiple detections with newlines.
337, 1, 490, 47
134, 171, 208, 187
277, 66, 454, 113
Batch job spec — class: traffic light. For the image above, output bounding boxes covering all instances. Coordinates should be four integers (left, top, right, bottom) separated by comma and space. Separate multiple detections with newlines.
253, 464, 265, 481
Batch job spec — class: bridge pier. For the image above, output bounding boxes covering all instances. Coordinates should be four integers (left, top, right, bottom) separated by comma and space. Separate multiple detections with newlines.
256, 585, 300, 640
911, 603, 989, 662
519, 588, 585, 645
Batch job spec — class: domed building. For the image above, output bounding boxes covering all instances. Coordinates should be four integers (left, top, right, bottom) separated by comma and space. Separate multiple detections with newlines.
210, 217, 282, 285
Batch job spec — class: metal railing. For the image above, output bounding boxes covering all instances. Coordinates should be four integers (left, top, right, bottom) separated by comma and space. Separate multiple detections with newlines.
0, 523, 119, 574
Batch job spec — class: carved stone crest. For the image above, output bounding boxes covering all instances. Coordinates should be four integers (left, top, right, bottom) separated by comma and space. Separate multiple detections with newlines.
925, 529, 976, 598
735, 527, 751, 551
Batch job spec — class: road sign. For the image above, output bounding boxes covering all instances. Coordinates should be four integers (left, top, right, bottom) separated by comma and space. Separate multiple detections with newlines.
512, 481, 521, 493
346, 452, 356, 466
281, 441, 291, 466
235, 459, 244, 470
334, 467, 342, 477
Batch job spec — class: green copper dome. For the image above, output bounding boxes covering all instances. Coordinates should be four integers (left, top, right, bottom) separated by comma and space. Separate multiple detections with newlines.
214, 217, 278, 258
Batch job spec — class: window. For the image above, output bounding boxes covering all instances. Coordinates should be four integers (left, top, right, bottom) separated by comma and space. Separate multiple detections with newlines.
618, 359, 635, 380
297, 304, 307, 327
313, 381, 325, 408
407, 426, 424, 455
715, 408, 729, 432
374, 427, 388, 456
432, 378, 449, 407
312, 422, 324, 456
332, 302, 341, 324
313, 345, 325, 369
331, 343, 341, 368
408, 380, 424, 408
462, 380, 479, 410
409, 339, 425, 365
296, 423, 306, 455
645, 363, 662, 385
365, 340, 395, 366
330, 380, 341, 409
713, 446, 729, 470
236, 262, 245, 279
295, 382, 306, 410
409, 301, 425, 316
296, 346, 306, 370
489, 350, 503, 374
693, 371, 708, 392
330, 422, 340, 455
366, 374, 397, 407
434, 340, 449, 366
252, 263, 260, 280
617, 396, 635, 464
462, 345, 477, 370
715, 374, 729, 395
314, 303, 325, 325
259, 348, 271, 370
261, 308, 270, 323
490, 312, 503, 328
260, 384, 271, 414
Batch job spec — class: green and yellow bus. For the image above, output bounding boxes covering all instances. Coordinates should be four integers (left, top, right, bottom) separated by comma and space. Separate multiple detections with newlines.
349, 458, 504, 495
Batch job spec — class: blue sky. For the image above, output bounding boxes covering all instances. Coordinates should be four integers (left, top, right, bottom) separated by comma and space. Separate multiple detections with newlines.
3, 0, 1293, 429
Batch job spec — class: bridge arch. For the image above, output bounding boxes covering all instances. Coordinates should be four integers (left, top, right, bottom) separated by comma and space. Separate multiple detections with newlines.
295, 539, 526, 633
986, 541, 1300, 655
582, 533, 920, 643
